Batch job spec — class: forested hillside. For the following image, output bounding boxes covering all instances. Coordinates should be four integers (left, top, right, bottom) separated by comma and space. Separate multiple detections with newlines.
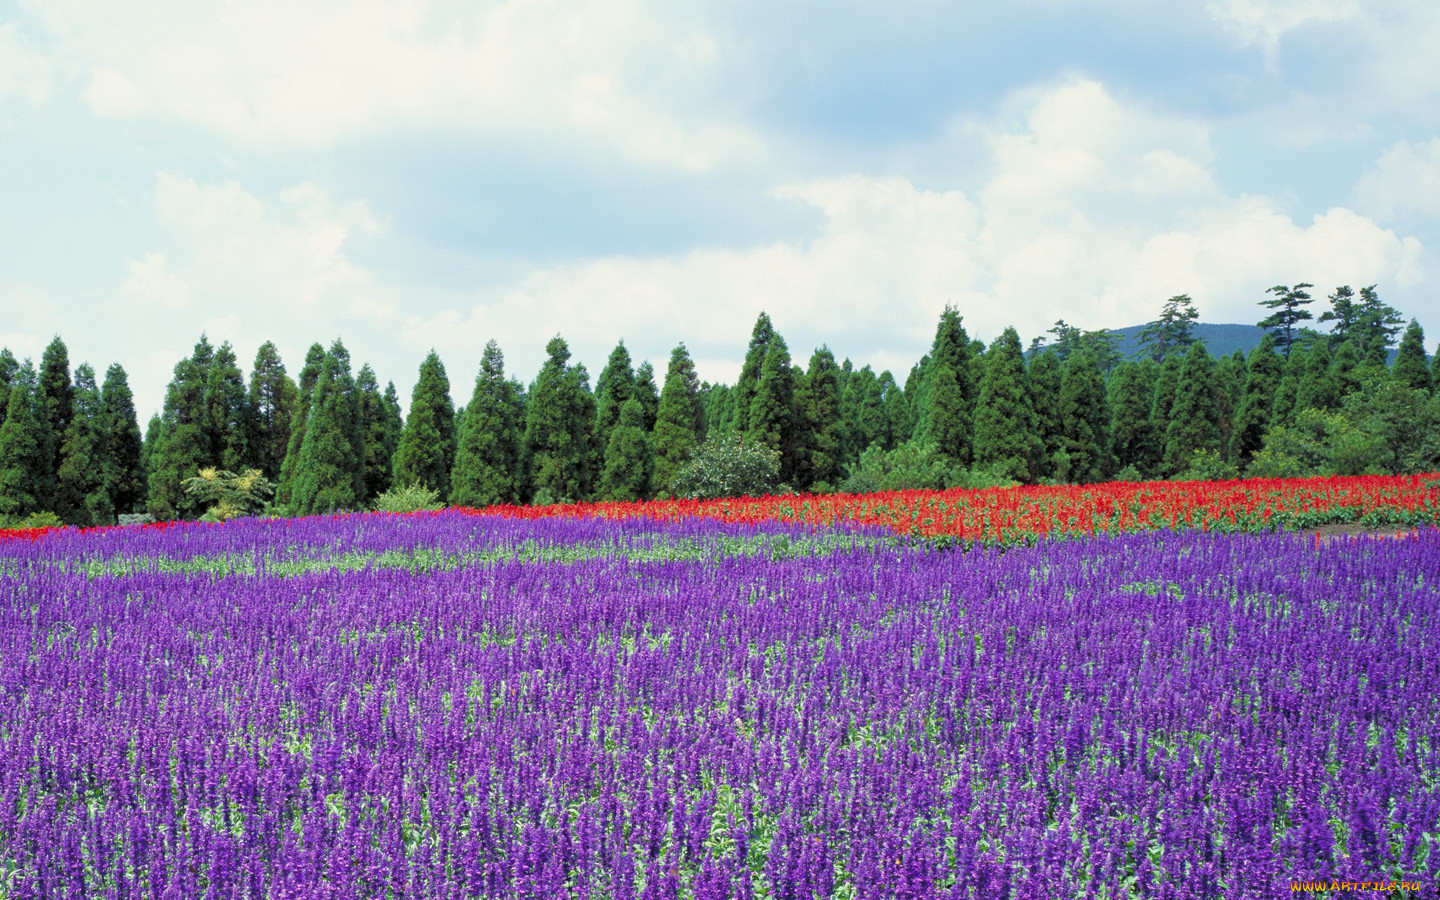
1, 284, 1435, 525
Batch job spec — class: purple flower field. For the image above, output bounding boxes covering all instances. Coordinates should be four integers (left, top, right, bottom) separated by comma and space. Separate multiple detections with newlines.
1, 512, 1437, 898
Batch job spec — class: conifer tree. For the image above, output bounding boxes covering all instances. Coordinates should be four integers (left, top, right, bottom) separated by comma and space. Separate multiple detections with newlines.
524, 337, 593, 503
450, 340, 525, 508
1162, 341, 1222, 475
793, 347, 845, 491
1135, 294, 1200, 362
881, 371, 910, 452
246, 341, 296, 480
147, 337, 223, 519
1392, 321, 1430, 393
1332, 340, 1362, 399
913, 306, 976, 466
1058, 348, 1110, 483
357, 364, 397, 500
205, 341, 249, 472
704, 384, 735, 441
1296, 343, 1339, 412
732, 312, 778, 436
1259, 283, 1315, 358
1269, 346, 1306, 429
973, 327, 1042, 481
744, 334, 797, 481
277, 343, 326, 507
0, 349, 18, 431
1149, 354, 1184, 444
634, 362, 659, 433
1107, 361, 1157, 477
842, 366, 888, 462
1027, 350, 1064, 478
0, 383, 47, 519
100, 363, 145, 515
1229, 335, 1284, 470
393, 350, 457, 501
382, 381, 404, 464
598, 397, 653, 501
653, 343, 703, 497
140, 414, 161, 487
55, 364, 113, 526
36, 336, 73, 505
594, 341, 635, 449
290, 343, 364, 515
1214, 350, 1245, 460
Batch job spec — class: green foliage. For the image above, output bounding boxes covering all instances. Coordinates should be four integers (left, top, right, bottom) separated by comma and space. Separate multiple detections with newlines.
670, 436, 781, 500
245, 341, 295, 480
597, 397, 653, 501
356, 364, 396, 501
1162, 341, 1221, 476
100, 363, 145, 515
793, 347, 845, 492
0, 348, 18, 432
393, 350, 457, 502
289, 342, 365, 515
1295, 343, 1339, 412
147, 339, 215, 520
1107, 361, 1158, 479
205, 341, 249, 472
1319, 284, 1404, 360
1338, 369, 1440, 474
1230, 334, 1283, 470
37, 336, 72, 500
633, 361, 659, 433
913, 305, 976, 466
841, 440, 949, 493
54, 364, 113, 526
1135, 294, 1200, 362
0, 384, 47, 519
183, 467, 275, 521
744, 333, 796, 477
524, 336, 594, 503
276, 342, 325, 507
1026, 350, 1064, 478
371, 481, 443, 513
1173, 449, 1238, 483
450, 340, 525, 508
593, 341, 635, 451
973, 327, 1043, 482
1059, 349, 1110, 483
1259, 282, 1315, 358
732, 312, 778, 436
653, 343, 703, 497
1392, 320, 1430, 393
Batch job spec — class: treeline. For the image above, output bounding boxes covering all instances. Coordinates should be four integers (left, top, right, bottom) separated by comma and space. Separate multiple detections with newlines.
1, 282, 1436, 525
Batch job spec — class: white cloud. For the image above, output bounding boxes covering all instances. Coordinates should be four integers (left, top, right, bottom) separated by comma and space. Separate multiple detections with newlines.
21, 0, 760, 169
1356, 138, 1440, 222
1207, 0, 1361, 47
0, 21, 52, 106
120, 252, 191, 309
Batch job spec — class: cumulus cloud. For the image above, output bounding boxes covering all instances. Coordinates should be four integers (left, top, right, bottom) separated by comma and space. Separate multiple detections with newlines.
1207, 0, 1361, 47
1356, 138, 1440, 223
0, 21, 52, 106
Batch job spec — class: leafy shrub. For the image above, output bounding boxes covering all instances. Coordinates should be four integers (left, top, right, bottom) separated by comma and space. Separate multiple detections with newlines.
945, 463, 1021, 491
1245, 447, 1308, 479
0, 511, 63, 530
372, 482, 444, 513
1113, 464, 1145, 483
670, 438, 781, 500
183, 468, 276, 521
1174, 449, 1239, 482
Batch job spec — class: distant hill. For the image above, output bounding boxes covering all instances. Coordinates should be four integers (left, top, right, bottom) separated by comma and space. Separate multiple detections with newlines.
1100, 323, 1404, 363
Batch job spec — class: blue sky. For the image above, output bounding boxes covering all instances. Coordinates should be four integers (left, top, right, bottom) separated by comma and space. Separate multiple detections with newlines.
3, 0, 1439, 417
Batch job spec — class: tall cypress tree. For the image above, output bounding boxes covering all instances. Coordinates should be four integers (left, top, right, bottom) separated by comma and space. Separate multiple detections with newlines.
842, 366, 887, 463
205, 341, 249, 472
704, 384, 734, 441
1027, 350, 1064, 478
1163, 341, 1222, 475
1295, 343, 1339, 412
277, 343, 326, 507
745, 334, 797, 482
634, 362, 659, 433
880, 371, 909, 453
1058, 348, 1110, 483
1331, 340, 1362, 399
451, 340, 525, 508
1149, 353, 1184, 445
1107, 361, 1157, 478
382, 381, 404, 467
147, 341, 212, 520
1214, 350, 1245, 461
0, 349, 18, 431
1269, 346, 1305, 430
594, 342, 636, 446
732, 312, 778, 436
653, 343, 703, 497
1392, 321, 1430, 393
0, 383, 47, 519
356, 364, 396, 501
914, 306, 976, 466
55, 363, 113, 526
393, 350, 457, 501
36, 336, 73, 506
524, 337, 592, 503
140, 414, 162, 488
246, 341, 296, 480
100, 363, 145, 515
290, 344, 364, 515
597, 397, 653, 501
793, 347, 845, 491
973, 327, 1042, 481
1229, 334, 1284, 470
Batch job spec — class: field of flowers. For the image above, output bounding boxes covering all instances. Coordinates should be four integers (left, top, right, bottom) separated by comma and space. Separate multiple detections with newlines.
1, 490, 1437, 897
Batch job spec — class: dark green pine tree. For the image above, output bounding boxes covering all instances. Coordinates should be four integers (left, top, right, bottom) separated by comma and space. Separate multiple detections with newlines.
842, 366, 887, 462
245, 341, 297, 480
1058, 348, 1110, 483
204, 341, 250, 472
704, 384, 735, 441
382, 381, 404, 467
0, 349, 18, 431
289, 343, 365, 515
1162, 341, 1222, 475
1354, 285, 1405, 363
0, 383, 48, 519
147, 340, 213, 520
1027, 350, 1064, 479
597, 397, 654, 501
276, 343, 326, 507
653, 343, 703, 497
392, 350, 457, 501
793, 347, 845, 491
1295, 343, 1340, 412
1332, 340, 1362, 400
36, 336, 74, 506
356, 364, 397, 500
139, 414, 162, 488
1149, 353, 1184, 447
1107, 361, 1157, 478
1229, 334, 1284, 470
880, 371, 909, 452
99, 364, 145, 516
1213, 350, 1245, 461
593, 341, 636, 451
732, 312, 778, 436
1258, 283, 1315, 358
54, 363, 114, 526
1269, 346, 1306, 429
450, 340, 525, 508
914, 306, 977, 466
634, 361, 659, 433
973, 327, 1042, 482
524, 337, 593, 503
1392, 320, 1430, 393
1135, 294, 1200, 362
744, 334, 797, 483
